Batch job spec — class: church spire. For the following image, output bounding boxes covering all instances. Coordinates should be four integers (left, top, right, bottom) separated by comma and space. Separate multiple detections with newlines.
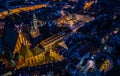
33, 13, 38, 29
30, 13, 40, 38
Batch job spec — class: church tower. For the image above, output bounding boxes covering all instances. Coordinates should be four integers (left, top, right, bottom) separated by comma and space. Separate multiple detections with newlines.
30, 13, 40, 38
33, 13, 38, 30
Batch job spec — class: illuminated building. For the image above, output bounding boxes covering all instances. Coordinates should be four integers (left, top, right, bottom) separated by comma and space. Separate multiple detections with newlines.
95, 53, 114, 73
13, 31, 31, 55
83, 1, 93, 10
14, 30, 68, 68
81, 60, 100, 76
1, 0, 120, 75
40, 32, 69, 51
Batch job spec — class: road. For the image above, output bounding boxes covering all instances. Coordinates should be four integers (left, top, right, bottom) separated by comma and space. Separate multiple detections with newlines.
0, 4, 46, 19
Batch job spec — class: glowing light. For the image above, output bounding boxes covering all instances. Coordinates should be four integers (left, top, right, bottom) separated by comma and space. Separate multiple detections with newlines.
0, 4, 46, 19
60, 10, 66, 16
83, 1, 93, 10
100, 59, 112, 72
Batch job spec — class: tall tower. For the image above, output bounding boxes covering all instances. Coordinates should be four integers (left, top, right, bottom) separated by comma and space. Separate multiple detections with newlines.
30, 13, 40, 38
33, 13, 38, 30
